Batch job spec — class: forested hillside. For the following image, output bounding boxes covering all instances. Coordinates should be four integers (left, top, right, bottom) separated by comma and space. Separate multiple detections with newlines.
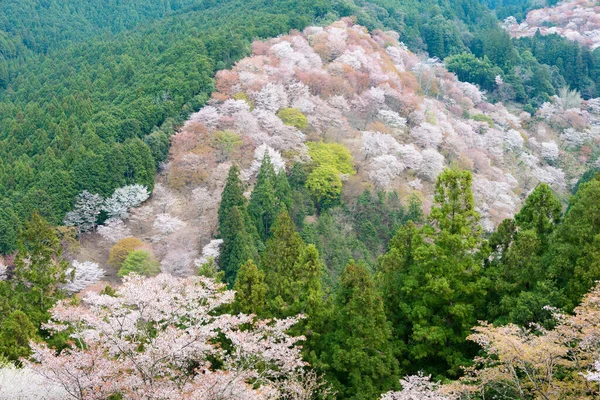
3, 0, 600, 399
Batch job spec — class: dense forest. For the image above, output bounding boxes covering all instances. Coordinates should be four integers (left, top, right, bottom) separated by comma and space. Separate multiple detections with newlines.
3, 0, 600, 399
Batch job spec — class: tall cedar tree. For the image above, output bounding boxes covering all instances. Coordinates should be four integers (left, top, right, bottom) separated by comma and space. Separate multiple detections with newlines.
551, 178, 600, 309
218, 165, 247, 230
260, 209, 306, 316
484, 183, 563, 326
232, 260, 267, 316
377, 168, 487, 377
320, 261, 399, 399
0, 213, 68, 360
219, 206, 258, 286
248, 154, 280, 242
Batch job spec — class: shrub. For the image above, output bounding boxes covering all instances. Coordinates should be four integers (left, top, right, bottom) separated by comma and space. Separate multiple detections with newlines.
277, 108, 308, 129
118, 250, 160, 278
108, 237, 145, 267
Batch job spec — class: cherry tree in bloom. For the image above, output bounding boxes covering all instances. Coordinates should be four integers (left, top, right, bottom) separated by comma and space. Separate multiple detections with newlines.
28, 273, 311, 400
541, 141, 560, 162
103, 184, 150, 220
195, 239, 224, 267
369, 155, 405, 188
152, 213, 185, 237
253, 83, 289, 112
0, 262, 7, 281
220, 99, 251, 116
188, 106, 220, 130
378, 109, 407, 129
503, 129, 524, 151
411, 122, 444, 149
97, 218, 131, 243
61, 261, 105, 294
362, 131, 402, 158
397, 144, 423, 170
419, 148, 445, 182
380, 373, 454, 400
0, 362, 68, 400
64, 191, 104, 233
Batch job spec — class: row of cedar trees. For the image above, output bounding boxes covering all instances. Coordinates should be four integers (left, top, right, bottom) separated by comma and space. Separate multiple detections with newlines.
217, 153, 600, 399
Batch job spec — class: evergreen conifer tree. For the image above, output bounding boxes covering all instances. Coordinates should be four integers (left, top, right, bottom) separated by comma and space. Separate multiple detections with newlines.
232, 260, 267, 316
320, 261, 399, 399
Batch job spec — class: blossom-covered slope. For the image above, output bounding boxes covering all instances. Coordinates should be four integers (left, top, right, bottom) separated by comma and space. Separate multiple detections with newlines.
503, 0, 600, 49
79, 18, 600, 277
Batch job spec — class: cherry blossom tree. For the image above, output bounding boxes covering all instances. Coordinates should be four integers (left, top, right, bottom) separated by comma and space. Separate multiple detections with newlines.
28, 273, 313, 400
64, 191, 104, 234
103, 185, 150, 220
61, 261, 105, 294
419, 148, 445, 181
541, 141, 560, 162
97, 218, 131, 243
380, 373, 454, 400
362, 131, 402, 158
0, 362, 67, 400
253, 83, 288, 112
195, 239, 224, 267
152, 213, 185, 237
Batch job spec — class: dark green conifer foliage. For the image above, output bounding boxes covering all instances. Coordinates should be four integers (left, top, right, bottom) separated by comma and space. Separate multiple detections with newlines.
0, 213, 68, 360
515, 183, 562, 241
376, 168, 486, 377
248, 154, 279, 242
0, 310, 39, 361
260, 209, 306, 315
232, 260, 267, 316
219, 206, 258, 286
320, 261, 399, 399
550, 179, 600, 308
484, 184, 564, 326
218, 165, 247, 231
0, 200, 20, 254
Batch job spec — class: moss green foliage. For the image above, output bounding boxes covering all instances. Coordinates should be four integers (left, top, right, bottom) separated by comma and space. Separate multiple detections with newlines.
277, 108, 308, 129
212, 130, 242, 161
469, 113, 495, 128
306, 142, 354, 209
118, 250, 160, 278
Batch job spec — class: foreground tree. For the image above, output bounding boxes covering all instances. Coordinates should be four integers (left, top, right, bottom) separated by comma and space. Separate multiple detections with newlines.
28, 273, 322, 400
447, 283, 600, 399
320, 262, 399, 399
377, 168, 487, 377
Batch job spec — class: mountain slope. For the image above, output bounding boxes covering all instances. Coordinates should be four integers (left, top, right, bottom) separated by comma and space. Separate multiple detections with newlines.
77, 19, 600, 280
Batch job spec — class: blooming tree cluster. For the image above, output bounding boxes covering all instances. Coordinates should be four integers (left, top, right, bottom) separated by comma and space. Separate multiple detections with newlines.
160, 17, 591, 236
61, 261, 105, 293
503, 0, 600, 50
0, 362, 68, 400
380, 373, 454, 400
28, 273, 313, 400
65, 185, 150, 234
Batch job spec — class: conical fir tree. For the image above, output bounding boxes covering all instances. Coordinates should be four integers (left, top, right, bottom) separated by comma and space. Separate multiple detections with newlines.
218, 165, 247, 231
376, 168, 487, 377
219, 206, 257, 286
248, 153, 279, 242
261, 208, 306, 315
232, 260, 267, 316
321, 261, 399, 400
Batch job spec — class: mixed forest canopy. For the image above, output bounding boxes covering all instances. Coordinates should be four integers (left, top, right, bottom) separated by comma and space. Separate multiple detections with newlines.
2, 0, 600, 399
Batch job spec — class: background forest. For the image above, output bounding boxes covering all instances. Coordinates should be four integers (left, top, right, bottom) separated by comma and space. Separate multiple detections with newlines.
2, 0, 600, 399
